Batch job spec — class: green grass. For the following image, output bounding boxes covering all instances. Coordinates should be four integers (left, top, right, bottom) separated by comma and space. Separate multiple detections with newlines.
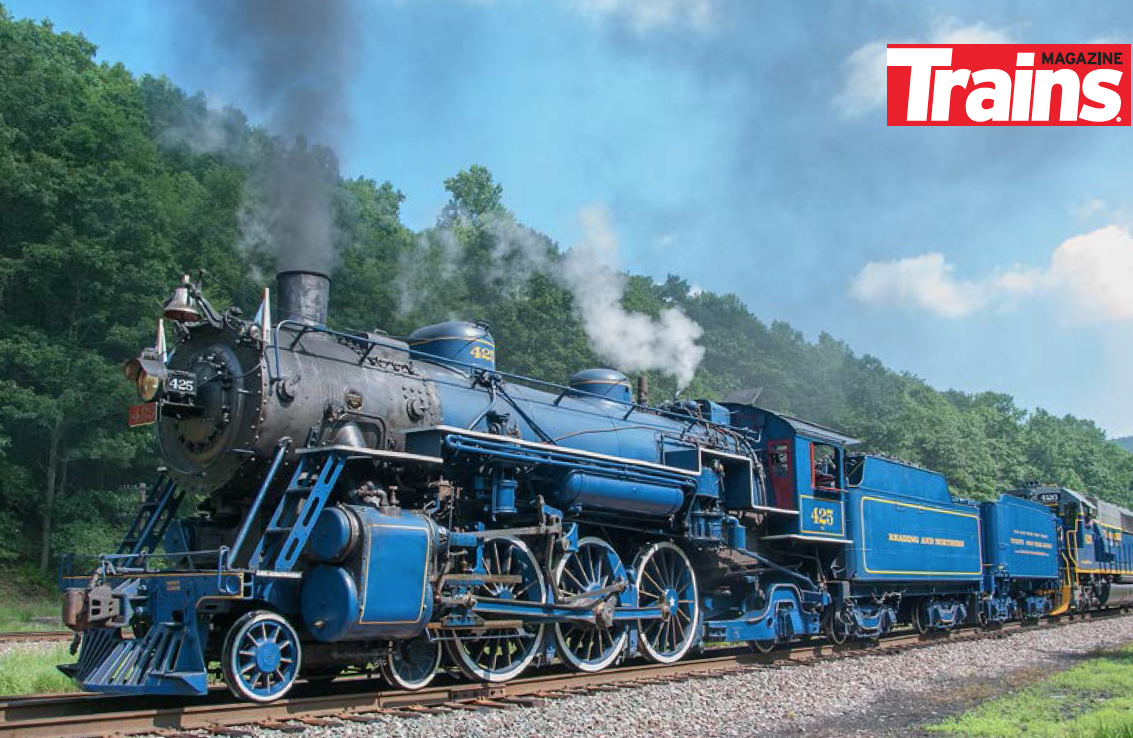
0, 568, 62, 631
0, 644, 77, 695
0, 596, 61, 631
930, 644, 1133, 738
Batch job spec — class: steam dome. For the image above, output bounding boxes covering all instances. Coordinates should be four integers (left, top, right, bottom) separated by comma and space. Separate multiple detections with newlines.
569, 368, 632, 403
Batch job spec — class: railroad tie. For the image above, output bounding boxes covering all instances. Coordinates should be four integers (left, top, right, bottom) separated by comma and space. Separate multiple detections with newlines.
404, 704, 450, 714
470, 698, 519, 710
294, 717, 341, 727
256, 721, 308, 733
499, 696, 546, 707
373, 707, 426, 718
208, 728, 257, 737
442, 700, 486, 711
337, 713, 388, 724
530, 691, 576, 699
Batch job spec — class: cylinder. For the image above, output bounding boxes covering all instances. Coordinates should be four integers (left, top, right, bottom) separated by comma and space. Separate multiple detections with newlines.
301, 506, 434, 641
277, 270, 331, 327
554, 472, 684, 517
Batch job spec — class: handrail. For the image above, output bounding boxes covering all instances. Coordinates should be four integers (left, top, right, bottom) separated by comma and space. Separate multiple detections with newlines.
230, 439, 291, 565
267, 319, 751, 436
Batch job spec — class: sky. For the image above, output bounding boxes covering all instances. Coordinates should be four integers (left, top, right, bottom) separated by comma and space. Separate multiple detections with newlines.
7, 0, 1133, 436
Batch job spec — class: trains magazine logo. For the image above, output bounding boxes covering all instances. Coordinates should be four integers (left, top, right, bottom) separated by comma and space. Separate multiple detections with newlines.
886, 44, 1131, 126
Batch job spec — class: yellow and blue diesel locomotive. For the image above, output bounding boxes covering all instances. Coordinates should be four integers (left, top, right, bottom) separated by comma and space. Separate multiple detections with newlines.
57, 270, 1115, 701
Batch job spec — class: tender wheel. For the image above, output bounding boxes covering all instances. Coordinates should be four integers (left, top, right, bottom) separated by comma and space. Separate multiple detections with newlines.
634, 541, 699, 664
824, 607, 850, 645
222, 610, 301, 703
446, 537, 547, 682
382, 635, 441, 691
553, 537, 629, 672
912, 601, 931, 635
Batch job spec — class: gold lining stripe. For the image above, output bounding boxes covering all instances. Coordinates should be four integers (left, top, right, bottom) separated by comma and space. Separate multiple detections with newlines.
408, 336, 495, 347
358, 523, 431, 625
860, 495, 983, 576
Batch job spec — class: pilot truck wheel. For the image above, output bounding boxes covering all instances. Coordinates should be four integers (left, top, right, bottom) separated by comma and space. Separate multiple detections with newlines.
222, 610, 302, 703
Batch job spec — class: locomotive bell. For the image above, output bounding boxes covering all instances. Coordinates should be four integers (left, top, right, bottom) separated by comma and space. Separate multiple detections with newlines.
163, 275, 202, 323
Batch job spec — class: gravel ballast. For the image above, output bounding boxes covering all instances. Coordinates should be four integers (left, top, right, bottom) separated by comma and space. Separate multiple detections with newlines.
223, 618, 1133, 738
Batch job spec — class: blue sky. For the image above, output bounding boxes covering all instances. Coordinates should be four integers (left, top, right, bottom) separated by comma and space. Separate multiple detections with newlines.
8, 0, 1133, 435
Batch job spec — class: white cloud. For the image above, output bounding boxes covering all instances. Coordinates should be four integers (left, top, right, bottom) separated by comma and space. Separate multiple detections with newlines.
834, 42, 888, 118
1072, 198, 1107, 220
835, 17, 1011, 118
850, 225, 1133, 323
929, 18, 1011, 46
850, 253, 990, 318
1048, 225, 1133, 322
563, 0, 718, 34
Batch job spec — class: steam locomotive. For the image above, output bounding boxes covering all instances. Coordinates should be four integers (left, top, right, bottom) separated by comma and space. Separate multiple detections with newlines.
59, 270, 1133, 702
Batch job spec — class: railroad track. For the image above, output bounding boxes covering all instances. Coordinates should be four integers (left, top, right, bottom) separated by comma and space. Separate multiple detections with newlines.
1, 610, 1127, 738
0, 631, 71, 644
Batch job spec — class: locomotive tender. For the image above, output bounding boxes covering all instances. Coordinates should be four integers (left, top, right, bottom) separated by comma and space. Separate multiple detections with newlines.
59, 270, 1130, 701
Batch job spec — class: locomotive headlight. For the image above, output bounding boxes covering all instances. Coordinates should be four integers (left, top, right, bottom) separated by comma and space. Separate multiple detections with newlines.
126, 351, 167, 402
137, 370, 161, 401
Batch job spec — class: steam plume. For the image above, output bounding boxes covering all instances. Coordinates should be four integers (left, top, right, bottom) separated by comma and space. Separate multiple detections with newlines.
401, 204, 705, 388
562, 205, 705, 389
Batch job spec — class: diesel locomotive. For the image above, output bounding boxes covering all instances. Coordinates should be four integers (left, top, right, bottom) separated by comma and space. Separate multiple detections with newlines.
58, 270, 1133, 701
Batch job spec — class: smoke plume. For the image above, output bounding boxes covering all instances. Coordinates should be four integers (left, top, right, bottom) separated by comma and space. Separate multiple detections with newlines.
174, 0, 360, 275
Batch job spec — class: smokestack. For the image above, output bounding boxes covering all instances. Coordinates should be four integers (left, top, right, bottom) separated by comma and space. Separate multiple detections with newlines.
277, 270, 330, 327
637, 375, 649, 405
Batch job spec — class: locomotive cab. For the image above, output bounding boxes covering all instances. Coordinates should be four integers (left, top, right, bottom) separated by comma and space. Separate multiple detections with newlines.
723, 405, 854, 543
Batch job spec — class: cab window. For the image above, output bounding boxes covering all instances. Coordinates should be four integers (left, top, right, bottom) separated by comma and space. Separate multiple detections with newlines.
811, 442, 841, 490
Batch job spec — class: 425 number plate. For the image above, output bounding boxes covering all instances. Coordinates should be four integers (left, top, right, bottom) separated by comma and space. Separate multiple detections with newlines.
165, 370, 196, 396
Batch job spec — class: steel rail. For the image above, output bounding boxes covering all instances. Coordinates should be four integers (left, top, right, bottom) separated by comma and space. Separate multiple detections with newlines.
0, 632, 72, 644
1, 609, 1127, 738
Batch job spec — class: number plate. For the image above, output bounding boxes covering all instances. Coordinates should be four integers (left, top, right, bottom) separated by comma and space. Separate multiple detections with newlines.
166, 371, 196, 396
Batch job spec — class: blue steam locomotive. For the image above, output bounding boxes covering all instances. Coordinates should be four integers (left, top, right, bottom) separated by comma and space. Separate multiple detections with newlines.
59, 270, 1129, 701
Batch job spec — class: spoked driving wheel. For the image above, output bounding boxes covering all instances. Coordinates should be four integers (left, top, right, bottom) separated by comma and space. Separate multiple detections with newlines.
446, 537, 547, 682
633, 541, 699, 664
382, 634, 442, 691
553, 537, 629, 672
222, 610, 302, 702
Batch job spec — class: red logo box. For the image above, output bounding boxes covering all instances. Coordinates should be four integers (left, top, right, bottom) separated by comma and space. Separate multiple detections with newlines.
887, 44, 1130, 126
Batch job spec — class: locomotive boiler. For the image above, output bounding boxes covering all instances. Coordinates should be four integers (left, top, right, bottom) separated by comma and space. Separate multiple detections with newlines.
58, 268, 1126, 702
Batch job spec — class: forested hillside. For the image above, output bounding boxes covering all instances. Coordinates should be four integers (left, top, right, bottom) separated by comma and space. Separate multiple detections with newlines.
1, 8, 1131, 573
1116, 438, 1133, 454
